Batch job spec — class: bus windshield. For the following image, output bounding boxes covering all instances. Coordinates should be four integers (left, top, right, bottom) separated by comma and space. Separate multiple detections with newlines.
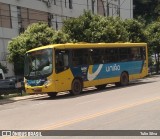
24, 48, 53, 79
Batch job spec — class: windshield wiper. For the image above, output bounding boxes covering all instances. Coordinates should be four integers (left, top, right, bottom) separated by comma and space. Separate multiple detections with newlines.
27, 65, 43, 79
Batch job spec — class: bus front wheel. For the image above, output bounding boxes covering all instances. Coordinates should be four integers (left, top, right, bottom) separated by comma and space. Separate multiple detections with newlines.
70, 79, 82, 95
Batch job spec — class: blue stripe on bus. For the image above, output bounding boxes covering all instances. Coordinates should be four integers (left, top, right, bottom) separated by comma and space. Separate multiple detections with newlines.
70, 61, 144, 81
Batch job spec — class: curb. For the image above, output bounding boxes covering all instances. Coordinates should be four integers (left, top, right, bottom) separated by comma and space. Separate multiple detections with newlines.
0, 94, 47, 105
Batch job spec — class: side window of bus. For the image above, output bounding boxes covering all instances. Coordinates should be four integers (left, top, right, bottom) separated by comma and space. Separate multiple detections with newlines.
90, 49, 104, 64
141, 47, 146, 60
119, 48, 129, 62
88, 49, 94, 65
130, 48, 143, 61
104, 48, 118, 63
72, 49, 86, 66
72, 49, 100, 66
55, 50, 69, 73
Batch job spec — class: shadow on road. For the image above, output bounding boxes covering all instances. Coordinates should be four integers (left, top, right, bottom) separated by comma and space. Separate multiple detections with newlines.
0, 99, 15, 105
32, 79, 156, 101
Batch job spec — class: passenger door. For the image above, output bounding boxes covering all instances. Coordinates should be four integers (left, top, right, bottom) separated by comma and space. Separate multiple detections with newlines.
55, 49, 73, 92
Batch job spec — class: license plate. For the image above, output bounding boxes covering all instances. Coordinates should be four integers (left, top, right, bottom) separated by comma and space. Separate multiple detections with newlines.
34, 88, 42, 94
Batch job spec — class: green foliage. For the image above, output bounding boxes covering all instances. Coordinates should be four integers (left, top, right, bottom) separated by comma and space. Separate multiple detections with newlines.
145, 21, 160, 73
8, 22, 55, 62
52, 30, 70, 44
62, 11, 129, 43
0, 63, 8, 74
134, 0, 160, 23
8, 22, 67, 75
145, 21, 160, 52
124, 19, 146, 42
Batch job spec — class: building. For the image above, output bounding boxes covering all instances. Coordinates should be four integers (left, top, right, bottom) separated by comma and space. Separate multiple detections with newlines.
0, 0, 133, 77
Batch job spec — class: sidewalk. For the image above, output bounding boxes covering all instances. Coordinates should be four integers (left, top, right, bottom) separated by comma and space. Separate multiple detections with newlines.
0, 94, 47, 105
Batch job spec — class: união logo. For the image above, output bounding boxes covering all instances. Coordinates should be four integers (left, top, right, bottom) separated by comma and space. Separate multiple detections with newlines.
106, 64, 120, 72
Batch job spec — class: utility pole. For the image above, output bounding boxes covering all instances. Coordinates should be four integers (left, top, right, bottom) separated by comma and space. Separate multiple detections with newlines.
118, 0, 120, 17
106, 0, 109, 16
92, 0, 95, 14
87, 0, 89, 10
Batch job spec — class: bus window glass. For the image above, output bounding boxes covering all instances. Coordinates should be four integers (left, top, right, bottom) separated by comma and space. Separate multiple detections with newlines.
55, 50, 69, 73
141, 47, 146, 60
119, 48, 129, 62
130, 48, 142, 61
24, 48, 53, 79
104, 48, 118, 63
90, 49, 104, 64
72, 49, 84, 66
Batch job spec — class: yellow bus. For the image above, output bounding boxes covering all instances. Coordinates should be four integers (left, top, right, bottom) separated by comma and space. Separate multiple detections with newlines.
24, 43, 148, 97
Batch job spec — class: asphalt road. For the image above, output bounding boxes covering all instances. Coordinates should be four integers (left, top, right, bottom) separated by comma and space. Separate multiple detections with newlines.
0, 75, 160, 138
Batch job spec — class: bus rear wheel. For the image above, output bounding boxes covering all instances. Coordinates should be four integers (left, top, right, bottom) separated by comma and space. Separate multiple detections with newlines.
115, 72, 129, 87
95, 84, 106, 90
120, 72, 129, 86
47, 92, 57, 98
70, 79, 82, 95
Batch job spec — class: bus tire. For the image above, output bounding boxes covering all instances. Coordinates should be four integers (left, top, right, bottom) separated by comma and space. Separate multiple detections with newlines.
47, 92, 57, 98
115, 82, 121, 87
120, 72, 129, 86
95, 84, 106, 90
70, 79, 82, 95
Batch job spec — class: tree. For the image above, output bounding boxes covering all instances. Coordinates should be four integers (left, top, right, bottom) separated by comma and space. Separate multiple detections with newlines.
124, 19, 146, 42
52, 30, 70, 44
134, 0, 160, 23
145, 21, 160, 73
62, 11, 129, 43
8, 22, 68, 75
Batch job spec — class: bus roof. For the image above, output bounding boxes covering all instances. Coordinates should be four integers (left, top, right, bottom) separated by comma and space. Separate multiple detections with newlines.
27, 42, 147, 53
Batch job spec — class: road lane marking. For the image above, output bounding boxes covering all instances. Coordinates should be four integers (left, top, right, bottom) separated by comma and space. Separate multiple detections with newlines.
41, 96, 160, 130
3, 96, 160, 139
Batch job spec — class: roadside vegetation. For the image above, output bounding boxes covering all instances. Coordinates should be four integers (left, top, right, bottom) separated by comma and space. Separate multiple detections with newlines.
8, 11, 160, 75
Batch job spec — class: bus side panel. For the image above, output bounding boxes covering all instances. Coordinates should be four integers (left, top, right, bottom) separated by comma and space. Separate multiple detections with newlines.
129, 60, 148, 80
84, 77, 120, 87
55, 69, 74, 92
70, 60, 147, 88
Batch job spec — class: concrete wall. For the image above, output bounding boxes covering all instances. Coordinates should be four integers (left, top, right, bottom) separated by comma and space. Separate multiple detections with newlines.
0, 4, 19, 77
120, 0, 133, 19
